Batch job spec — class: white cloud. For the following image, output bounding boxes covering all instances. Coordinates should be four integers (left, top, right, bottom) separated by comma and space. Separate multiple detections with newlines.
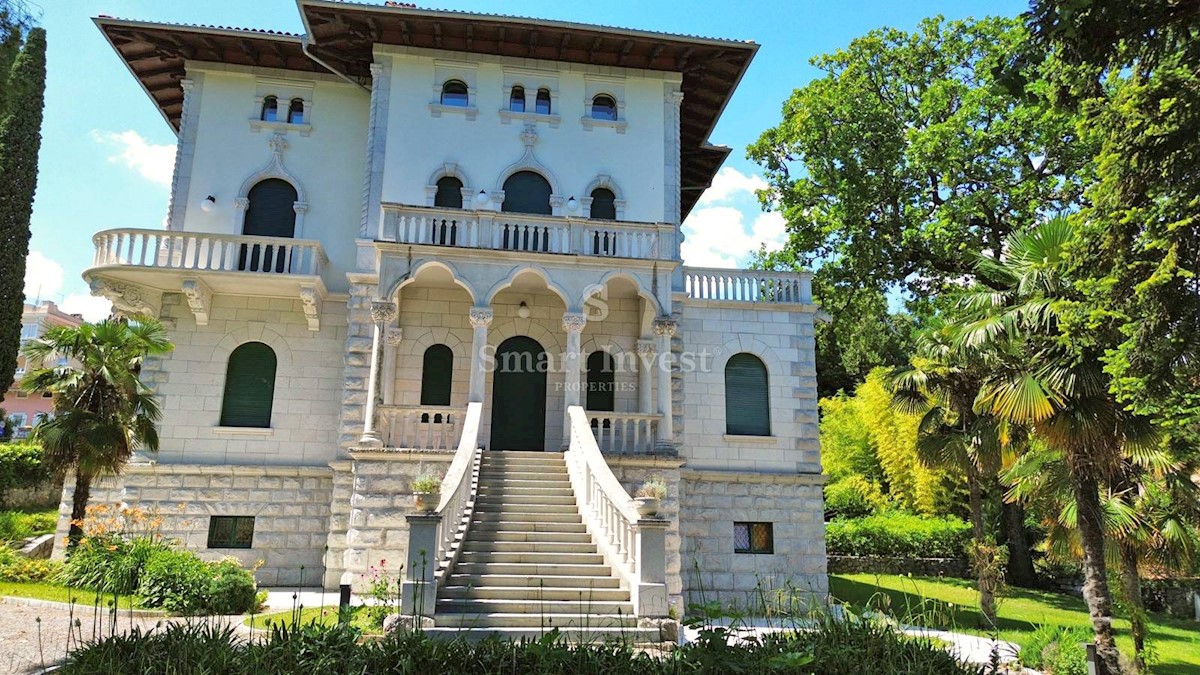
61, 294, 112, 322
697, 167, 768, 206
22, 250, 63, 302
91, 130, 176, 186
681, 206, 788, 268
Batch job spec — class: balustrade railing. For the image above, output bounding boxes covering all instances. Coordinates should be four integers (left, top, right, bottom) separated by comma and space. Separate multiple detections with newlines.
586, 411, 660, 455
565, 406, 668, 617
91, 228, 326, 277
378, 405, 460, 452
683, 267, 812, 304
380, 204, 668, 260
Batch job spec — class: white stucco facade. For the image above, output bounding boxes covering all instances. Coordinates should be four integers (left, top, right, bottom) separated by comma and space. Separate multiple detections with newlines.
72, 6, 827, 613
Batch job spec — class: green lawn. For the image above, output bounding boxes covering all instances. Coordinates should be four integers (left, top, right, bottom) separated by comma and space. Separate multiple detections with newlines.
245, 606, 379, 633
0, 581, 141, 608
831, 573, 1200, 675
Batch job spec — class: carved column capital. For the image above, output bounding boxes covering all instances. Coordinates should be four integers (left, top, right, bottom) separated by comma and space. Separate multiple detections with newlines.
636, 339, 656, 356
469, 307, 494, 328
652, 317, 678, 338
234, 197, 250, 212
370, 300, 397, 324
385, 328, 404, 346
562, 312, 587, 334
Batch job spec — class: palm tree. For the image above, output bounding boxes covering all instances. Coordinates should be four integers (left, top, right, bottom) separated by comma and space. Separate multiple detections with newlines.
953, 216, 1156, 674
891, 321, 1014, 627
20, 317, 172, 546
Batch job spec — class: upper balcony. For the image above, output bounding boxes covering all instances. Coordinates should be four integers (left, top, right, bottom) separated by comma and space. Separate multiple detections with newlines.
85, 228, 329, 330
377, 204, 678, 262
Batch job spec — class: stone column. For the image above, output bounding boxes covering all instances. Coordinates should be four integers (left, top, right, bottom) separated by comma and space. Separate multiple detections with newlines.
467, 307, 493, 403
359, 300, 396, 447
561, 312, 587, 447
381, 328, 403, 405
636, 339, 655, 415
653, 318, 677, 451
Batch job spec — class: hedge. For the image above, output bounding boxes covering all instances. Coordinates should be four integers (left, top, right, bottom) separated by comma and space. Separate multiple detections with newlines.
0, 442, 50, 507
825, 512, 971, 558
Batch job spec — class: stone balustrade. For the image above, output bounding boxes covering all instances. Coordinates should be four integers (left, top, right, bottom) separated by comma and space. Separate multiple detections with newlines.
683, 267, 812, 304
586, 411, 660, 455
378, 405, 461, 452
92, 228, 327, 277
379, 204, 674, 260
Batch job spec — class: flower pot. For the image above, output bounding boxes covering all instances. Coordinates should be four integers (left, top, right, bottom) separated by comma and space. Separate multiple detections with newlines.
413, 491, 440, 512
634, 497, 660, 517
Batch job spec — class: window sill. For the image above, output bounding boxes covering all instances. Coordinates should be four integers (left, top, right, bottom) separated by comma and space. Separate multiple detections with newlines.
429, 103, 478, 120
580, 116, 628, 134
723, 434, 777, 444
248, 119, 312, 137
499, 109, 561, 127
212, 426, 274, 437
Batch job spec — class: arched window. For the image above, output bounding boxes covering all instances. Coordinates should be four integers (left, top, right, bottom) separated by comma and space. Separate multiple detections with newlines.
441, 80, 469, 107
725, 353, 770, 436
287, 98, 305, 124
434, 176, 464, 209
240, 178, 298, 272
260, 96, 279, 122
501, 171, 552, 215
509, 86, 525, 112
591, 94, 617, 121
586, 351, 615, 412
420, 344, 454, 407
590, 187, 617, 220
220, 342, 277, 428
535, 88, 552, 114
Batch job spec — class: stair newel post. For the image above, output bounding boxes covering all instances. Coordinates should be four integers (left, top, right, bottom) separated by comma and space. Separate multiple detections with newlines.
401, 513, 440, 617
359, 300, 397, 447
634, 519, 669, 617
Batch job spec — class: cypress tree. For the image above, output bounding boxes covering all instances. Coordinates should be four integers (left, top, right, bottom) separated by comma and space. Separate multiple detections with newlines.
0, 27, 45, 399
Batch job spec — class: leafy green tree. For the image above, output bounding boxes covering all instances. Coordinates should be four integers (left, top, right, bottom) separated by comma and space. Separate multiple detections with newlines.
1026, 0, 1200, 445
954, 217, 1156, 675
749, 15, 1089, 301
0, 26, 45, 409
20, 318, 172, 546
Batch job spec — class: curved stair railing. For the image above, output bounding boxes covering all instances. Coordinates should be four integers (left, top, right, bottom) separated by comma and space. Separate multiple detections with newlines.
565, 405, 669, 617
402, 401, 482, 617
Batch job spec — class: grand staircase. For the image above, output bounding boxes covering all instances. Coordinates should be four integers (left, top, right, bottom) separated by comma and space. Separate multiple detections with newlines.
432, 451, 656, 640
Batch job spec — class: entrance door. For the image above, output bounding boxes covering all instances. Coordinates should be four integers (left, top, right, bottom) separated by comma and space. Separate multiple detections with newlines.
490, 336, 547, 451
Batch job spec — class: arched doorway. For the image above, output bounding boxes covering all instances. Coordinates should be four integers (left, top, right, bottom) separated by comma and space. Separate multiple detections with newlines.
240, 178, 298, 272
490, 336, 547, 451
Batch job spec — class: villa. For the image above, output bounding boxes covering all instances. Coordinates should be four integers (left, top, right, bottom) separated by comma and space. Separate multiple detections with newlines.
63, 1, 826, 632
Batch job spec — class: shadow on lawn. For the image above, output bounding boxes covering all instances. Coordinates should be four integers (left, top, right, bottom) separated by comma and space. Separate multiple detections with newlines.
830, 576, 1044, 634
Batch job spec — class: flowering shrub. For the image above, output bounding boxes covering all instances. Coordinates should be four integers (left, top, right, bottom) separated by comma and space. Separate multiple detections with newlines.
0, 544, 62, 582
361, 559, 401, 627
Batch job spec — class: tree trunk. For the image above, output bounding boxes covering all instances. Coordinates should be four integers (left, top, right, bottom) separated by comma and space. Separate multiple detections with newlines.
67, 467, 91, 548
1072, 470, 1123, 675
1003, 500, 1038, 588
967, 468, 997, 627
1119, 541, 1147, 674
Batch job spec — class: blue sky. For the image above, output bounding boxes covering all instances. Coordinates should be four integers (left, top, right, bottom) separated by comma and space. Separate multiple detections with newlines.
22, 0, 1026, 319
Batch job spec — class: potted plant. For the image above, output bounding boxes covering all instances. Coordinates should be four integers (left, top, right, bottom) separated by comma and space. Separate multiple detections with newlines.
411, 473, 442, 512
634, 475, 667, 517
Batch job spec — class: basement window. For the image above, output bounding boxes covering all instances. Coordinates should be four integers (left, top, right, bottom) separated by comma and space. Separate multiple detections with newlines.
734, 522, 773, 554
207, 516, 255, 549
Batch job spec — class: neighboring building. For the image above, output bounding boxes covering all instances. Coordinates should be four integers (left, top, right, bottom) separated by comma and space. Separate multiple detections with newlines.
4, 302, 83, 438
68, 3, 826, 628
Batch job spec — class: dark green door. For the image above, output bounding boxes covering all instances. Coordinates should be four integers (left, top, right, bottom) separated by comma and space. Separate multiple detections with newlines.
490, 336, 547, 451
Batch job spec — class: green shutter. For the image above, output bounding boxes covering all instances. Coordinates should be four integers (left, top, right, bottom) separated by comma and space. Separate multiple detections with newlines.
725, 353, 770, 436
220, 342, 277, 428
420, 344, 454, 406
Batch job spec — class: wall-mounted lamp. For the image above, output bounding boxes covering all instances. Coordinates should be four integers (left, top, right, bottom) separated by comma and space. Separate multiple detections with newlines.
517, 301, 531, 319
475, 190, 489, 207
566, 196, 579, 212
200, 195, 216, 213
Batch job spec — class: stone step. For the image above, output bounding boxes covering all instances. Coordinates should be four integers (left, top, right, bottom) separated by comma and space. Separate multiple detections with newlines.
474, 478, 572, 488
460, 529, 593, 544
478, 470, 569, 481
423, 626, 659, 642
444, 574, 621, 590
468, 519, 585, 533
435, 598, 633, 616
452, 562, 613, 577
440, 586, 629, 602
431, 613, 639, 630
474, 494, 577, 506
462, 541, 595, 554
458, 551, 604, 565
469, 512, 581, 524
479, 459, 566, 467
476, 486, 575, 497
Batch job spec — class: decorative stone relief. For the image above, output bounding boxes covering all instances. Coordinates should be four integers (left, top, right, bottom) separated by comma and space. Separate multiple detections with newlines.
468, 307, 494, 328
652, 317, 678, 338
561, 312, 587, 334
370, 301, 397, 325
384, 328, 404, 346
636, 339, 656, 356
180, 277, 213, 326
299, 284, 322, 331
89, 278, 161, 317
